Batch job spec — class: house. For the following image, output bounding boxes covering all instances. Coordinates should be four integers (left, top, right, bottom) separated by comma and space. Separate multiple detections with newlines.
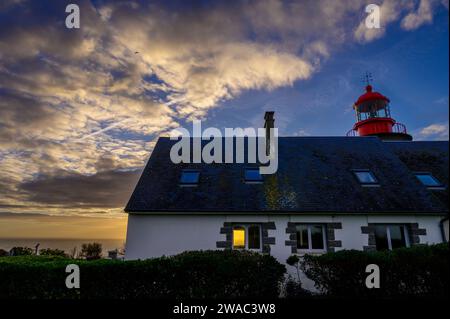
124, 85, 449, 267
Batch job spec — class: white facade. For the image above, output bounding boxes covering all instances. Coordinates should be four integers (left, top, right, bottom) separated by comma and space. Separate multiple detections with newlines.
125, 213, 446, 261
125, 213, 447, 290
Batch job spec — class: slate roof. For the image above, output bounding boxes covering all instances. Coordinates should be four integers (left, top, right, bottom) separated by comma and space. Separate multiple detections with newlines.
125, 136, 449, 214
385, 141, 449, 210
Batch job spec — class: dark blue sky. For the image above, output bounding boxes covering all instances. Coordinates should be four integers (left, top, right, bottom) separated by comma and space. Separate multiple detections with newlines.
204, 8, 449, 139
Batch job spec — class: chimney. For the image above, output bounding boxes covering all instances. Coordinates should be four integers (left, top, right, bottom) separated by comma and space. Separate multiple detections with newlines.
264, 111, 274, 156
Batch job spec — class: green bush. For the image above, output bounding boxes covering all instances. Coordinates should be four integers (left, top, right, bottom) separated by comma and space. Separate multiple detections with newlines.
300, 243, 449, 298
0, 250, 286, 299
284, 278, 312, 299
39, 248, 68, 257
80, 242, 102, 260
9, 247, 33, 256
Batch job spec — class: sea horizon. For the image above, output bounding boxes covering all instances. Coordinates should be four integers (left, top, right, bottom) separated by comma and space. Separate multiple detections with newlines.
0, 237, 126, 255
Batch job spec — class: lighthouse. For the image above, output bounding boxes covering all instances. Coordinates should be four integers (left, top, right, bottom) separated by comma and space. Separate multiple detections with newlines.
347, 84, 412, 141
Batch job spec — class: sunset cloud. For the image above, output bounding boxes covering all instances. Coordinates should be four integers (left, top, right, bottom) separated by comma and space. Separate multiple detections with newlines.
0, 0, 447, 217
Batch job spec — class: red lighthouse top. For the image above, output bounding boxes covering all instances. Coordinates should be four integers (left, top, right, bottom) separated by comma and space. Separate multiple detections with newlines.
347, 83, 412, 141
355, 85, 390, 107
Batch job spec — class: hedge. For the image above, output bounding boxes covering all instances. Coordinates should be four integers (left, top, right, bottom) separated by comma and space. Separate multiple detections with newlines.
300, 243, 449, 298
0, 250, 286, 299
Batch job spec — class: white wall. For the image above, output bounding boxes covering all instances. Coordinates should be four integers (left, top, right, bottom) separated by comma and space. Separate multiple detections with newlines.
125, 213, 445, 260
125, 213, 445, 290
125, 214, 225, 259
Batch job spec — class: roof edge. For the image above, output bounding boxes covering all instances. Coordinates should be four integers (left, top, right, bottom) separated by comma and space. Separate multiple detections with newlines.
124, 210, 449, 216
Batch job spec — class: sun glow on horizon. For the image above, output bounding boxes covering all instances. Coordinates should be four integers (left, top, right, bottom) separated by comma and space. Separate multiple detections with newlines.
0, 214, 127, 240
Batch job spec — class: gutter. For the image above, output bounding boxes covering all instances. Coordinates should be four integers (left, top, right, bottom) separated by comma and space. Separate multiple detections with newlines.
125, 210, 449, 216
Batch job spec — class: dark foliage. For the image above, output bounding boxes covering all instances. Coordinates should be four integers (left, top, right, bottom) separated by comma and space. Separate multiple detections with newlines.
9, 246, 33, 256
80, 242, 102, 260
0, 250, 286, 299
300, 243, 449, 298
284, 278, 312, 298
286, 255, 300, 266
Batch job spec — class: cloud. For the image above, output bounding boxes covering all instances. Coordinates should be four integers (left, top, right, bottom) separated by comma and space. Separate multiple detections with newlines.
0, 212, 51, 218
0, 0, 447, 217
434, 96, 449, 105
19, 168, 141, 208
354, 0, 404, 43
354, 0, 447, 42
416, 122, 449, 140
401, 0, 436, 30
0, 0, 25, 11
293, 129, 311, 137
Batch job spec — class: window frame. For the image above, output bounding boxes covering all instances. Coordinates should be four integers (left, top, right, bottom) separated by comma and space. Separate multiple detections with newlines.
414, 172, 444, 189
179, 169, 200, 187
374, 224, 410, 251
244, 167, 263, 184
295, 224, 327, 253
232, 224, 262, 251
352, 169, 379, 187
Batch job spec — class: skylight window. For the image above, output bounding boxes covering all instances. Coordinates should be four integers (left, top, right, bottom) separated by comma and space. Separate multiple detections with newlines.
180, 170, 200, 186
353, 170, 378, 185
415, 173, 442, 188
244, 168, 263, 183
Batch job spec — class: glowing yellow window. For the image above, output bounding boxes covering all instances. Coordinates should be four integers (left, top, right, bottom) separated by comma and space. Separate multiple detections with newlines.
233, 227, 245, 249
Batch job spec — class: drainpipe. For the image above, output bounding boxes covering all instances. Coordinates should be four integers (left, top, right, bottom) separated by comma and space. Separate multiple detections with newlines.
439, 216, 449, 242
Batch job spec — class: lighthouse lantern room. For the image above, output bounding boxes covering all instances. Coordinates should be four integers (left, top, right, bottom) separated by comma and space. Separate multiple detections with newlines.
347, 83, 412, 141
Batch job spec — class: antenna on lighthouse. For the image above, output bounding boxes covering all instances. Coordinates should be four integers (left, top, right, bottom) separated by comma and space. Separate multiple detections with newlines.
362, 72, 373, 86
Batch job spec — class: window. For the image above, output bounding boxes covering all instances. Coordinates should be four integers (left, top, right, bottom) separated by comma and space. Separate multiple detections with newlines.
179, 170, 200, 186
353, 169, 378, 185
232, 227, 245, 249
232, 225, 261, 250
414, 173, 442, 188
373, 225, 409, 251
244, 168, 263, 183
295, 224, 326, 252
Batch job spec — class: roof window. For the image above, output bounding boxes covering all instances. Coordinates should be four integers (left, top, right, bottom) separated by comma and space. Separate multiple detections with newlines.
353, 169, 379, 186
244, 168, 263, 183
180, 169, 200, 186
